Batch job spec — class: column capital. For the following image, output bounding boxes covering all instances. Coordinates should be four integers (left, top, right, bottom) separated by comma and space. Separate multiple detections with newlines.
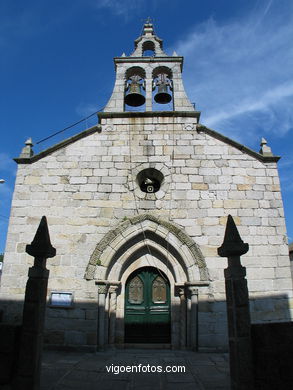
179, 287, 185, 297
109, 285, 119, 294
185, 281, 210, 287
188, 286, 198, 296
96, 281, 107, 294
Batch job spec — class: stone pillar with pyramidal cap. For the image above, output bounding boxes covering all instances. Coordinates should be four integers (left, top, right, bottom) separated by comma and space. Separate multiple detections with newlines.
13, 216, 56, 390
218, 215, 254, 390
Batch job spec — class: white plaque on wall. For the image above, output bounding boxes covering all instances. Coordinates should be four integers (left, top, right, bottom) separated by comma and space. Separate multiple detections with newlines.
50, 292, 73, 308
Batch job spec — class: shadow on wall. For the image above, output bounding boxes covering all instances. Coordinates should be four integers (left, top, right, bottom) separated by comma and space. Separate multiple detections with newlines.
0, 293, 291, 350
0, 294, 293, 388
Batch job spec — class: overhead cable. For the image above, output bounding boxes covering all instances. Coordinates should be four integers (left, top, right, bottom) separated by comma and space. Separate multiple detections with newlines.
35, 106, 104, 145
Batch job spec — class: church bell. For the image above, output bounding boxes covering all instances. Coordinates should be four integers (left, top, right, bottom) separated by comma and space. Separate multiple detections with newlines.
154, 83, 172, 104
125, 76, 146, 107
154, 73, 172, 104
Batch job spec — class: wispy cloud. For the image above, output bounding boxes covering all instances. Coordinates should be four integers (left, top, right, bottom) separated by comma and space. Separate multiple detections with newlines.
0, 153, 16, 200
278, 156, 293, 169
173, 0, 293, 145
0, 153, 14, 247
0, 7, 36, 48
0, 153, 15, 174
0, 2, 81, 51
76, 102, 102, 117
0, 183, 12, 197
206, 83, 293, 126
278, 154, 293, 194
92, 0, 145, 20
280, 173, 293, 193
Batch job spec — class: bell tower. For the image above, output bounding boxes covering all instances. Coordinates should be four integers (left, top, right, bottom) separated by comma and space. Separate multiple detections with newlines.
104, 22, 195, 112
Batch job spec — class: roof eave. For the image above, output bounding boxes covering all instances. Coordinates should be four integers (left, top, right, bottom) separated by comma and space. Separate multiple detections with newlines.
196, 124, 280, 163
14, 125, 101, 165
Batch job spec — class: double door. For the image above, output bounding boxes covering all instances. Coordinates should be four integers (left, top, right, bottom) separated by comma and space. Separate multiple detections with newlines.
125, 267, 171, 343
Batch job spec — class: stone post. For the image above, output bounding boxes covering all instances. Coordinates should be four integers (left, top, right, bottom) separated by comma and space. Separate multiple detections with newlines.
217, 215, 254, 390
97, 282, 107, 351
13, 216, 56, 390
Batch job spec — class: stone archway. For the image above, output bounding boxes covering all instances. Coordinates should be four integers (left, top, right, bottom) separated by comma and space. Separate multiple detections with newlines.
85, 214, 210, 349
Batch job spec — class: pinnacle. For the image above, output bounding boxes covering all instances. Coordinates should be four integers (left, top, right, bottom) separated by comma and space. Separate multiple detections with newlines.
217, 215, 249, 257
26, 216, 56, 258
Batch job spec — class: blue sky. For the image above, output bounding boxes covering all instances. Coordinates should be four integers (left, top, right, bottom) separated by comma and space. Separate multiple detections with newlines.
0, 0, 292, 252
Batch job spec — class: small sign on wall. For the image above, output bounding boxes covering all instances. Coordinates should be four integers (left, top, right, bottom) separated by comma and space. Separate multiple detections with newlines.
49, 292, 73, 308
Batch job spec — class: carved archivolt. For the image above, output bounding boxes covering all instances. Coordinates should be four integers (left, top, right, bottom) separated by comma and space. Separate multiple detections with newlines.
85, 213, 209, 282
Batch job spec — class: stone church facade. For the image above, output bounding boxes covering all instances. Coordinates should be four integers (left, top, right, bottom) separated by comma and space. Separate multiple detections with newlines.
1, 23, 292, 351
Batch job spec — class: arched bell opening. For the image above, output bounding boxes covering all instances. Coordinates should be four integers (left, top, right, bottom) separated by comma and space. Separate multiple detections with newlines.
124, 266, 171, 343
152, 66, 173, 111
124, 66, 146, 111
142, 40, 156, 57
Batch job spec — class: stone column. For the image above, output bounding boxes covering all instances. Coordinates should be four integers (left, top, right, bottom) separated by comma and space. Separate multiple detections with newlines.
186, 294, 191, 347
145, 75, 153, 111
218, 215, 254, 390
109, 285, 118, 345
97, 282, 107, 351
179, 287, 186, 349
188, 287, 198, 351
13, 216, 56, 390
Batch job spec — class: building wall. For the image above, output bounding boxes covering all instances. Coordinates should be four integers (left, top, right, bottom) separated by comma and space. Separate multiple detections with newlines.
1, 114, 292, 350
289, 244, 293, 279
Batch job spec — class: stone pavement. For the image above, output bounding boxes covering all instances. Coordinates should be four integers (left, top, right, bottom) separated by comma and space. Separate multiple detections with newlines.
40, 348, 230, 389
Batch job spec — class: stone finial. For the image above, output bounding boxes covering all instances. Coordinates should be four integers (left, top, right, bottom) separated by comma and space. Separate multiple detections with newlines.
172, 51, 178, 56
26, 216, 56, 259
143, 20, 154, 35
218, 215, 249, 257
259, 137, 273, 156
19, 137, 34, 158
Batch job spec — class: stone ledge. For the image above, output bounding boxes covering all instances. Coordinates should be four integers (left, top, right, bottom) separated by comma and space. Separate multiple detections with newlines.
98, 111, 200, 121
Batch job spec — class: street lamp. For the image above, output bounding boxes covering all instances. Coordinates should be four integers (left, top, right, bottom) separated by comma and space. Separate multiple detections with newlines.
0, 179, 5, 184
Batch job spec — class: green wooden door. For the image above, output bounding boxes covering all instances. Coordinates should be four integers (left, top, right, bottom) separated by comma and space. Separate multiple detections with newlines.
125, 267, 171, 343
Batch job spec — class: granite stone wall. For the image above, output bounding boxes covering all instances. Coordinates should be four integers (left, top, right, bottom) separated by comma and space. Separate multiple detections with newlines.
0, 114, 292, 350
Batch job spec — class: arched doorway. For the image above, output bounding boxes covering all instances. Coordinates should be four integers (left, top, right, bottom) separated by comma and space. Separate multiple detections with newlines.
88, 214, 210, 349
124, 267, 171, 343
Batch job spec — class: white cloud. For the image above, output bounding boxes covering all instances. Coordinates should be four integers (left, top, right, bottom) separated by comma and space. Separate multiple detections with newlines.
173, 0, 293, 145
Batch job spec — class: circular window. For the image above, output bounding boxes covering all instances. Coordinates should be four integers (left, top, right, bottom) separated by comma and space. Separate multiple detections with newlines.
136, 168, 164, 193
